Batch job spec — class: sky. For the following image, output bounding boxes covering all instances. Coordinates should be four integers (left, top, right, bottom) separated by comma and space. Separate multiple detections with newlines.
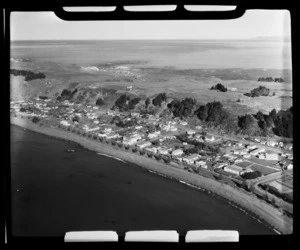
10, 9, 291, 40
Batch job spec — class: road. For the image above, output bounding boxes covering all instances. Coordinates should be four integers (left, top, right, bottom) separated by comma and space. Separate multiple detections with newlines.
208, 132, 285, 154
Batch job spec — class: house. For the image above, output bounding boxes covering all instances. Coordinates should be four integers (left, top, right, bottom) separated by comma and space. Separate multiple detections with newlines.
180, 121, 188, 126
233, 149, 248, 155
214, 163, 227, 169
258, 154, 266, 159
247, 144, 257, 150
137, 141, 152, 149
104, 128, 112, 133
158, 147, 171, 155
243, 154, 251, 159
223, 165, 243, 175
60, 120, 70, 126
183, 154, 200, 165
265, 153, 279, 161
172, 149, 184, 157
195, 160, 206, 166
267, 140, 277, 147
195, 126, 202, 130
148, 131, 161, 139
145, 147, 158, 154
105, 133, 120, 140
260, 140, 267, 145
223, 153, 237, 161
250, 148, 265, 156
205, 135, 215, 142
186, 130, 196, 135
286, 164, 293, 170
123, 134, 142, 145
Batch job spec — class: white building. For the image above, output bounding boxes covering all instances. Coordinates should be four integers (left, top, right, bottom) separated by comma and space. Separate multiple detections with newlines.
158, 147, 171, 155
172, 149, 184, 157
247, 144, 257, 150
148, 131, 161, 139
123, 134, 142, 145
205, 135, 215, 142
137, 141, 152, 149
145, 147, 158, 154
223, 165, 243, 175
183, 154, 200, 165
265, 153, 279, 160
60, 120, 70, 126
267, 141, 277, 147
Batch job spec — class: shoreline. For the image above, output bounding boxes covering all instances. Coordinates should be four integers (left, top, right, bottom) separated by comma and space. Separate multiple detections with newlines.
10, 116, 293, 234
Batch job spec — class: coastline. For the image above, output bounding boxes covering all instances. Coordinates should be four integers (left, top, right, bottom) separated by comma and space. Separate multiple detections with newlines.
10, 116, 293, 234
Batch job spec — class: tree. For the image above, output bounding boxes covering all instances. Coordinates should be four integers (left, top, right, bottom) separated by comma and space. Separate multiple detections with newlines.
241, 171, 262, 180
238, 114, 259, 135
152, 93, 167, 107
256, 111, 264, 121
163, 156, 171, 163
96, 98, 105, 106
269, 108, 277, 121
147, 152, 153, 158
155, 154, 162, 161
32, 116, 40, 123
145, 98, 150, 108
210, 83, 227, 92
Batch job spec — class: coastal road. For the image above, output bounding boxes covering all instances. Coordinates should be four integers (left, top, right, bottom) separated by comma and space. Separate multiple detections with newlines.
250, 171, 293, 214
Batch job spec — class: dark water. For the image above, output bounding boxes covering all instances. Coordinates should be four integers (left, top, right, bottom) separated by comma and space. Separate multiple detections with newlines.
10, 125, 275, 236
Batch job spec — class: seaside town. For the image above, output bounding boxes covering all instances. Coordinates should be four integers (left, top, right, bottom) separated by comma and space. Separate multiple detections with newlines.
10, 91, 293, 218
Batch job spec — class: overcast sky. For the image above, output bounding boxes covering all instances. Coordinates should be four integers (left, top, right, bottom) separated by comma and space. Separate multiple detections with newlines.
10, 9, 291, 40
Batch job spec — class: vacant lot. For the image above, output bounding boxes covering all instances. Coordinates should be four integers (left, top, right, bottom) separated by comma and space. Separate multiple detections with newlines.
250, 164, 279, 176
235, 161, 253, 168
248, 157, 278, 166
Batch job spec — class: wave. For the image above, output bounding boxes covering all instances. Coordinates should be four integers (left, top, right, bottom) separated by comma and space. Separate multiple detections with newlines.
80, 66, 100, 72
96, 152, 127, 164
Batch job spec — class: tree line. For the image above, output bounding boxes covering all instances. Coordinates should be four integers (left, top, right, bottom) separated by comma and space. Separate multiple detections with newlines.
10, 69, 46, 81
258, 77, 284, 82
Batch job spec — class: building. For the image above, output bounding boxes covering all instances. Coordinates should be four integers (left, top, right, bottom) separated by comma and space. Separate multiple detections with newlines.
158, 147, 171, 155
60, 120, 70, 126
205, 135, 215, 142
148, 131, 161, 139
183, 154, 200, 165
137, 141, 152, 149
172, 149, 184, 157
233, 149, 248, 155
250, 148, 265, 156
123, 134, 142, 145
267, 140, 277, 147
186, 130, 196, 135
243, 154, 251, 159
265, 153, 279, 161
145, 147, 158, 154
105, 133, 120, 140
247, 144, 257, 150
223, 165, 243, 175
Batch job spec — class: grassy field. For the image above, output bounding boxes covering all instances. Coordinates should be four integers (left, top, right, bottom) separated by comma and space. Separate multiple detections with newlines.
10, 60, 292, 115
250, 164, 279, 175
248, 157, 278, 166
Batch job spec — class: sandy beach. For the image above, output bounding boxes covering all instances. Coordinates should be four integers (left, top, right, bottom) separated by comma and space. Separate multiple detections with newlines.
10, 116, 293, 234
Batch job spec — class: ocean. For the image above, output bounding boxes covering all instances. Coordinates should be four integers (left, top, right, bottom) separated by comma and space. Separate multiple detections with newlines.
11, 39, 292, 70
10, 125, 275, 236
